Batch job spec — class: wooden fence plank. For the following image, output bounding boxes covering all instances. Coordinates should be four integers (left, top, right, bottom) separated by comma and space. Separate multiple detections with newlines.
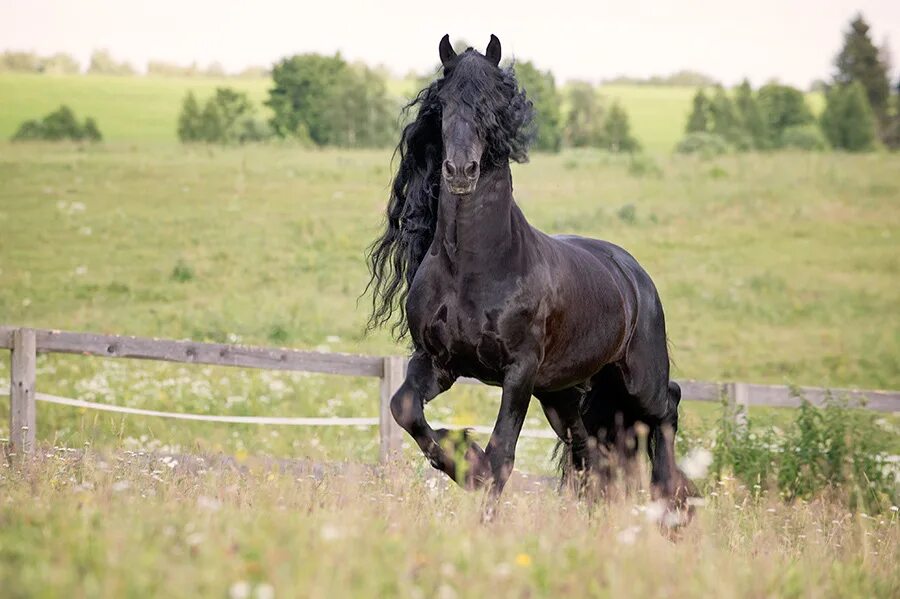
379, 356, 406, 462
30, 329, 383, 377
9, 328, 36, 455
0, 325, 14, 350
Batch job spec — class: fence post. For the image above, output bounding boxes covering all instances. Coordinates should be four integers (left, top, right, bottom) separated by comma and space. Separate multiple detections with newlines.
726, 381, 750, 428
379, 355, 405, 463
10, 328, 36, 456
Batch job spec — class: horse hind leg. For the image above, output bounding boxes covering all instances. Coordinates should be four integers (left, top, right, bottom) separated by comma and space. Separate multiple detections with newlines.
536, 387, 598, 493
649, 381, 698, 506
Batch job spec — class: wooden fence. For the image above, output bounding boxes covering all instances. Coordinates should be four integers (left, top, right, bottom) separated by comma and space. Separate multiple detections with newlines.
3, 326, 899, 461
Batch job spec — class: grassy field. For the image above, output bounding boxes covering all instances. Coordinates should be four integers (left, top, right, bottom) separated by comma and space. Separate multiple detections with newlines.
0, 73, 821, 152
0, 142, 897, 463
0, 142, 898, 596
1, 451, 897, 598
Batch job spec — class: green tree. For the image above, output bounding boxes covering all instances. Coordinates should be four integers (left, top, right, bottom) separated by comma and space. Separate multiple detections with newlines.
833, 14, 891, 127
88, 49, 135, 76
709, 87, 744, 146
12, 105, 102, 142
734, 79, 769, 149
564, 81, 605, 147
686, 90, 712, 133
601, 102, 639, 152
820, 81, 877, 152
267, 53, 351, 144
177, 92, 203, 142
515, 61, 562, 152
757, 83, 814, 147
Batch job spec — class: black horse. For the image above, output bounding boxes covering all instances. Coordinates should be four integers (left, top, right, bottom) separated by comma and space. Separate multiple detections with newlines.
367, 34, 694, 504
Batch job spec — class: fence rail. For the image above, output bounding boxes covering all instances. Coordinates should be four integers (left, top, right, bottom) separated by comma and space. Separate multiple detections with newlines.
3, 326, 898, 460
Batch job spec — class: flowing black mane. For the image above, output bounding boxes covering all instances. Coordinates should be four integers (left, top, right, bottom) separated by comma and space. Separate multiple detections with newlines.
366, 51, 535, 337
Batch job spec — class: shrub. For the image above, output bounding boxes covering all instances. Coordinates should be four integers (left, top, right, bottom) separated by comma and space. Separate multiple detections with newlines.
675, 132, 730, 157
178, 88, 271, 144
710, 393, 898, 513
820, 81, 878, 152
11, 106, 103, 142
781, 125, 829, 151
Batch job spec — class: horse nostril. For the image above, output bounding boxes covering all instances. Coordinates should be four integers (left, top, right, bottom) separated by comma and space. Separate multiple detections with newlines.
464, 161, 479, 179
443, 160, 457, 177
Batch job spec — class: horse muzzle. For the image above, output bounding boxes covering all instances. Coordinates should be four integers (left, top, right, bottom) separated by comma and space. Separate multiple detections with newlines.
443, 159, 479, 196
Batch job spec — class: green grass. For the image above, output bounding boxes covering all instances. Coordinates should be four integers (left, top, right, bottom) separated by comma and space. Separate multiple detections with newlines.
0, 73, 271, 143
0, 143, 897, 464
2, 73, 825, 152
1, 452, 897, 598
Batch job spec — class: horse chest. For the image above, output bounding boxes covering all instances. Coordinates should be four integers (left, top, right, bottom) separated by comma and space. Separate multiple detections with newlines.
409, 277, 524, 379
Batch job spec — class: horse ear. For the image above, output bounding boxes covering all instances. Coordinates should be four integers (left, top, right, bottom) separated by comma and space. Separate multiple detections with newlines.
485, 34, 501, 66
439, 34, 457, 66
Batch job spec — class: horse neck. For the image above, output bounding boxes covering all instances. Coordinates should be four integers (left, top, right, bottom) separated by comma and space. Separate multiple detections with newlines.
432, 162, 530, 271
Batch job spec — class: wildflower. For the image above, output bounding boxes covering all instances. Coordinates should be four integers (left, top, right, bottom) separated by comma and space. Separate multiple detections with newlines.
255, 583, 275, 599
679, 448, 712, 479
644, 500, 667, 523
616, 526, 641, 545
229, 581, 251, 599
320, 524, 343, 542
196, 496, 222, 512
514, 553, 532, 567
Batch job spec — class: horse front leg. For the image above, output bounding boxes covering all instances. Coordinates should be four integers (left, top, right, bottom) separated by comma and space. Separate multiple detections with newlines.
479, 361, 538, 497
390, 351, 485, 487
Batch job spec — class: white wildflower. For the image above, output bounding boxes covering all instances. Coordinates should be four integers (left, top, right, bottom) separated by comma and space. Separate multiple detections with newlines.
229, 581, 251, 599
616, 525, 641, 545
255, 583, 275, 599
679, 447, 713, 479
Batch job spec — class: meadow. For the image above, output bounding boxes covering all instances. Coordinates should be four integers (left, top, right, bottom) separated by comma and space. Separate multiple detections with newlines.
0, 142, 898, 596
0, 72, 778, 152
1, 451, 897, 598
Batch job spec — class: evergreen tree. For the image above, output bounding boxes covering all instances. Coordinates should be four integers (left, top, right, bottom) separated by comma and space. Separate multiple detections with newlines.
686, 90, 711, 133
820, 81, 877, 151
734, 80, 769, 149
834, 14, 891, 126
602, 102, 640, 152
177, 92, 202, 142
709, 87, 743, 146
515, 61, 562, 152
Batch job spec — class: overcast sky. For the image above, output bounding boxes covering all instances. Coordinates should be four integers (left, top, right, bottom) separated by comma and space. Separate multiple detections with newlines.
2, 0, 898, 87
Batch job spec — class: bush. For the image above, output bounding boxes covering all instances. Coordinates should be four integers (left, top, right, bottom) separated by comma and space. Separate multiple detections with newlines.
178, 88, 271, 144
711, 393, 898, 513
675, 132, 730, 157
820, 81, 878, 152
11, 106, 103, 142
266, 54, 396, 147
781, 125, 829, 151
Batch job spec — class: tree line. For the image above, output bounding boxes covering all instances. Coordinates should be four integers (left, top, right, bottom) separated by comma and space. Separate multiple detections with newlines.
176, 54, 640, 152
678, 14, 900, 154
0, 49, 267, 78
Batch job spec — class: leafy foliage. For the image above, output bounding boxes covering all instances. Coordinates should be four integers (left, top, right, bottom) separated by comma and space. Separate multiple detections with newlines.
834, 14, 891, 126
781, 125, 829, 151
563, 81, 606, 148
675, 132, 730, 157
514, 61, 562, 152
177, 88, 270, 144
11, 105, 102, 142
601, 102, 640, 152
757, 83, 815, 147
820, 81, 878, 152
87, 49, 135, 76
266, 54, 396, 147
711, 393, 897, 513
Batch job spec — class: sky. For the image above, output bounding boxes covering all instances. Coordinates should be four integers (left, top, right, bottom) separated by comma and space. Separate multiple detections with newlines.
2, 0, 899, 87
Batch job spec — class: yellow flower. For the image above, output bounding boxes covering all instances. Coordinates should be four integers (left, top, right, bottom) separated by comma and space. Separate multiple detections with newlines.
514, 553, 532, 567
